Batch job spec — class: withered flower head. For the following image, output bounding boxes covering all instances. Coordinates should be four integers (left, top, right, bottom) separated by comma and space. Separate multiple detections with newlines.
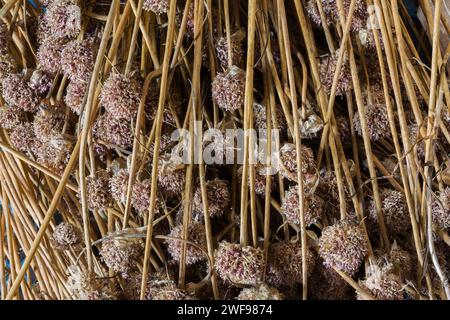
84, 170, 112, 211
100, 72, 141, 120
36, 36, 66, 75
2, 73, 39, 112
432, 187, 450, 230
46, 0, 81, 39
237, 284, 283, 300
36, 135, 74, 175
214, 242, 264, 286
143, 0, 169, 14
109, 168, 129, 204
51, 222, 81, 250
157, 154, 186, 198
309, 264, 350, 300
306, 0, 333, 27
65, 80, 87, 115
335, 115, 351, 143
238, 164, 275, 196
29, 69, 53, 97
0, 53, 17, 81
67, 268, 117, 300
93, 113, 133, 150
253, 102, 287, 133
0, 106, 24, 130
358, 267, 404, 300
144, 88, 177, 127
375, 243, 414, 280
192, 179, 230, 219
0, 21, 10, 55
100, 237, 143, 274
61, 39, 95, 82
267, 241, 316, 287
282, 186, 325, 226
33, 106, 65, 142
331, 0, 368, 32
278, 143, 317, 186
215, 36, 244, 70
368, 189, 410, 235
300, 110, 324, 139
319, 50, 352, 96
307, 0, 367, 33
407, 124, 425, 160
319, 220, 368, 275
212, 66, 245, 112
123, 271, 193, 300
165, 222, 207, 265
10, 123, 37, 154
353, 101, 390, 142
131, 179, 162, 215
317, 169, 352, 218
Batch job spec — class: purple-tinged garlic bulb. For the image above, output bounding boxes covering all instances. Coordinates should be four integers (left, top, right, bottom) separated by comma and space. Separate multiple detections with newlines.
319, 220, 368, 276
93, 113, 133, 150
100, 237, 143, 274
2, 74, 39, 112
192, 179, 230, 219
45, 0, 81, 39
215, 242, 264, 286
368, 189, 410, 235
212, 66, 245, 112
281, 186, 324, 226
61, 39, 95, 82
100, 73, 141, 120
165, 222, 207, 265
237, 284, 283, 300
51, 222, 81, 250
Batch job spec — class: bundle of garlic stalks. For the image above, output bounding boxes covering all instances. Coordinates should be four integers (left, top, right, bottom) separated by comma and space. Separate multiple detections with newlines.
0, 0, 449, 301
